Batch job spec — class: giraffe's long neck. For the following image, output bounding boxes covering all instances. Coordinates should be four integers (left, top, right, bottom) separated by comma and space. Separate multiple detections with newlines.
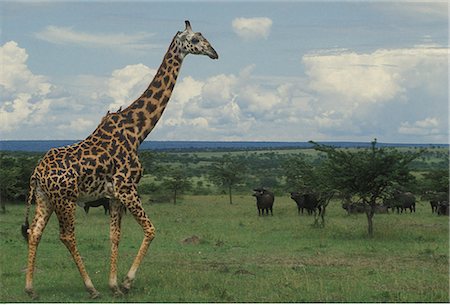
128, 37, 183, 145
101, 36, 184, 150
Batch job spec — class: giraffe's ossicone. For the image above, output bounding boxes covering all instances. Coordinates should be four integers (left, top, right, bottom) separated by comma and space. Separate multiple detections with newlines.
21, 20, 218, 299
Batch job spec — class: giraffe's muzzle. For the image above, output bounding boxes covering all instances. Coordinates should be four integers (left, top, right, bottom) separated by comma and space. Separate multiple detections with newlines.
207, 47, 219, 59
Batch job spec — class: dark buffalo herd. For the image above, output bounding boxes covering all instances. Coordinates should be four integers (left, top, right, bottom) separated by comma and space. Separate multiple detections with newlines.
251, 188, 448, 217
83, 188, 448, 218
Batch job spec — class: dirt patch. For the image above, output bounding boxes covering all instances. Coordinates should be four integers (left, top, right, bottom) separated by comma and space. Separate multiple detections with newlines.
234, 269, 255, 276
180, 235, 201, 245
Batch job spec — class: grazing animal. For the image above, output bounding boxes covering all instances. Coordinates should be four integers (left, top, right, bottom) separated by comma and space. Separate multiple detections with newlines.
83, 198, 110, 215
290, 192, 321, 215
341, 202, 366, 214
342, 201, 388, 214
21, 20, 218, 299
384, 191, 416, 213
374, 204, 389, 214
437, 201, 449, 216
253, 188, 275, 216
427, 192, 448, 214
429, 200, 440, 214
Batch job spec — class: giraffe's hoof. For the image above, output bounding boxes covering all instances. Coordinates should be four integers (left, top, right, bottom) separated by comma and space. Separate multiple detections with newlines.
111, 286, 124, 297
89, 289, 101, 299
25, 288, 39, 300
120, 277, 133, 294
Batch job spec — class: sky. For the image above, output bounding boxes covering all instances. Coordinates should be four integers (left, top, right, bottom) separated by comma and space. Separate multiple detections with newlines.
1, 0, 449, 144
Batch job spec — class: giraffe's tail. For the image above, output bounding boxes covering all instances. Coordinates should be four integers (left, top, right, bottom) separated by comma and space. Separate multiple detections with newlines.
21, 174, 36, 242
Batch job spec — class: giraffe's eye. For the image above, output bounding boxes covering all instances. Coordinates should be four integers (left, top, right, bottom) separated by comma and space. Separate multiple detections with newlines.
191, 37, 199, 44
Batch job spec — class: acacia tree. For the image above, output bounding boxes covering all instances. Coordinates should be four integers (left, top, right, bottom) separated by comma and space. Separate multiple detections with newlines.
283, 154, 335, 226
208, 154, 247, 204
160, 166, 191, 204
421, 169, 449, 194
310, 139, 422, 237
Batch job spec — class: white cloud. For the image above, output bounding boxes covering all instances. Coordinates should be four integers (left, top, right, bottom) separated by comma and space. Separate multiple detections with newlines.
201, 74, 238, 108
303, 47, 448, 105
301, 45, 448, 142
172, 76, 203, 105
0, 94, 33, 132
398, 117, 441, 136
0, 41, 52, 96
57, 117, 96, 133
379, 2, 449, 21
106, 64, 157, 110
0, 41, 55, 134
35, 26, 160, 53
232, 17, 273, 40
2, 41, 447, 143
152, 65, 316, 141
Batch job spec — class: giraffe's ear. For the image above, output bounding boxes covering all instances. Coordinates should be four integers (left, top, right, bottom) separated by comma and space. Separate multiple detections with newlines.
185, 20, 192, 31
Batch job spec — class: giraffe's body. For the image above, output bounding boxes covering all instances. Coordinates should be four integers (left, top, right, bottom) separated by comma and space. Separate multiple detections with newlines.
22, 21, 218, 299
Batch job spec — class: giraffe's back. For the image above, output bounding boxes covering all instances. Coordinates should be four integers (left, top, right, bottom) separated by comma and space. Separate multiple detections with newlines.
33, 140, 116, 205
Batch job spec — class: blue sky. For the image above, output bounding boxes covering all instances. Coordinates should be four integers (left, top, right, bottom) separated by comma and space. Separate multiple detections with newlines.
1, 0, 448, 143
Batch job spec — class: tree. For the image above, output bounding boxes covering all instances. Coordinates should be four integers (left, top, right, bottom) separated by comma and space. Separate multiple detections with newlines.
310, 139, 422, 237
0, 154, 39, 212
421, 169, 449, 194
208, 154, 247, 204
283, 154, 335, 226
161, 166, 191, 204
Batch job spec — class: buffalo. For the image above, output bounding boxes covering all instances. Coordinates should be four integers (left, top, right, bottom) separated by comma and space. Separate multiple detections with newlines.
437, 201, 449, 216
429, 200, 440, 214
384, 191, 416, 213
82, 198, 110, 215
342, 202, 366, 214
253, 188, 275, 216
426, 192, 448, 214
290, 192, 321, 215
341, 201, 388, 215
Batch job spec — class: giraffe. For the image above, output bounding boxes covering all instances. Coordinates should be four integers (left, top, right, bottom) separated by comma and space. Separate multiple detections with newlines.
21, 20, 218, 299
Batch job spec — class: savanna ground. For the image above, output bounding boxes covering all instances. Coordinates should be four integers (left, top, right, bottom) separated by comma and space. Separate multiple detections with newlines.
1, 195, 448, 302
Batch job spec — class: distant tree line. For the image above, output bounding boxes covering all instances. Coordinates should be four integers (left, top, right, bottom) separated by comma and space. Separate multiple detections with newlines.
1, 145, 448, 217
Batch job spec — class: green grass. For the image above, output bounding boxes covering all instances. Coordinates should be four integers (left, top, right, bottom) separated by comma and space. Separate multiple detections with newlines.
1, 196, 449, 302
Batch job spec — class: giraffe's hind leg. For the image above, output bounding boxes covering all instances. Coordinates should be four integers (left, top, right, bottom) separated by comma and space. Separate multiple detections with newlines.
25, 194, 53, 299
115, 186, 155, 293
108, 199, 125, 296
55, 202, 100, 299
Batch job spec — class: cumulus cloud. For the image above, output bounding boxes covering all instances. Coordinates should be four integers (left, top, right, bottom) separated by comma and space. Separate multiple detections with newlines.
303, 46, 448, 105
300, 46, 448, 142
3, 40, 447, 143
106, 64, 157, 111
71, 50, 447, 143
0, 41, 55, 134
232, 17, 273, 40
57, 117, 96, 133
35, 26, 160, 53
172, 76, 203, 105
398, 117, 441, 136
0, 41, 51, 96
151, 65, 316, 141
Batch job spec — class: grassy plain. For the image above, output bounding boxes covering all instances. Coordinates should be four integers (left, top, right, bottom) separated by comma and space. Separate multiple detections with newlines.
1, 195, 449, 303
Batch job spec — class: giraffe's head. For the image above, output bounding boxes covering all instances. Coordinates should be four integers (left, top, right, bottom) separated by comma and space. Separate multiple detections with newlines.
175, 20, 218, 60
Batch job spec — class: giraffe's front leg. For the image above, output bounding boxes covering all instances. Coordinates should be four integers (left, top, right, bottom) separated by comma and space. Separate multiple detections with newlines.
108, 199, 124, 297
115, 186, 155, 293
